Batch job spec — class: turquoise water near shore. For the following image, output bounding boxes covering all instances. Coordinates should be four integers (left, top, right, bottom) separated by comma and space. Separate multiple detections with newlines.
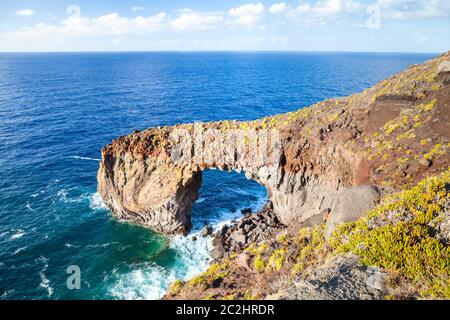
0, 52, 435, 299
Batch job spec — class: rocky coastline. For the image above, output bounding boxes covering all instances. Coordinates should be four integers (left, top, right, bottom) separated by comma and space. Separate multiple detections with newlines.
210, 202, 286, 259
98, 52, 450, 300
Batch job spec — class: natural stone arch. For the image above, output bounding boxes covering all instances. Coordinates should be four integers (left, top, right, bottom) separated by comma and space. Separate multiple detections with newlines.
97, 118, 378, 235
97, 52, 450, 236
98, 124, 281, 234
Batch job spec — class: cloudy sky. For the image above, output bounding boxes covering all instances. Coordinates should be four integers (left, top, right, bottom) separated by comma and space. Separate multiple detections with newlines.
0, 0, 449, 52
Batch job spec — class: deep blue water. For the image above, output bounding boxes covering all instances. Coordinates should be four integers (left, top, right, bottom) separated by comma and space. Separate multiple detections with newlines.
0, 52, 435, 299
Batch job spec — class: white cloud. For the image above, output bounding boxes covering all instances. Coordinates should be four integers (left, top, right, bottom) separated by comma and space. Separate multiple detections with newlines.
172, 12, 223, 31
16, 9, 35, 16
269, 3, 287, 14
376, 0, 450, 19
228, 3, 265, 26
291, 0, 449, 20
5, 1, 448, 52
294, 0, 364, 17
132, 6, 145, 12
271, 35, 289, 43
17, 12, 168, 38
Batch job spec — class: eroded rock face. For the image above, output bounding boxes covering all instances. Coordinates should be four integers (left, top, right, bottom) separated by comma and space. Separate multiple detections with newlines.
97, 152, 202, 234
98, 52, 450, 235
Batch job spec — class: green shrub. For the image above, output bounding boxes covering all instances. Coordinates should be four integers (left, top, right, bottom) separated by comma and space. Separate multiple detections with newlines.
330, 169, 450, 299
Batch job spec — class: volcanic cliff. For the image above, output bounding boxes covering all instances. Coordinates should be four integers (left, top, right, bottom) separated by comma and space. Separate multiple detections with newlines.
98, 52, 450, 299
98, 52, 449, 235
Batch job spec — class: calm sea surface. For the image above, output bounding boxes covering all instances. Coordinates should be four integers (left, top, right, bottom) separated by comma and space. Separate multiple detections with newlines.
0, 52, 435, 299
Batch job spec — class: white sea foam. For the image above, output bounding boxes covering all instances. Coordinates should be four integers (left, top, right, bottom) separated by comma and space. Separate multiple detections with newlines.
39, 274, 53, 297
37, 256, 53, 297
109, 265, 171, 300
89, 192, 108, 210
26, 202, 35, 212
57, 189, 69, 201
192, 192, 267, 231
0, 290, 15, 299
196, 197, 206, 203
64, 243, 79, 248
108, 231, 212, 300
170, 231, 213, 277
69, 156, 101, 161
56, 189, 108, 213
12, 246, 27, 255
86, 242, 119, 249
57, 188, 86, 204
57, 188, 88, 204
107, 190, 267, 300
10, 229, 25, 240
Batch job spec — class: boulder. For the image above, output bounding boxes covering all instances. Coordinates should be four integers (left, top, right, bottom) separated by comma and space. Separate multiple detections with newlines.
438, 60, 450, 74
325, 185, 381, 238
220, 225, 229, 235
419, 158, 432, 167
211, 234, 225, 259
200, 225, 213, 237
211, 242, 225, 259
231, 232, 247, 244
235, 253, 252, 272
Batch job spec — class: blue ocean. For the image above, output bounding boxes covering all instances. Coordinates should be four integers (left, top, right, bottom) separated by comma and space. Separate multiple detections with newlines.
0, 52, 435, 299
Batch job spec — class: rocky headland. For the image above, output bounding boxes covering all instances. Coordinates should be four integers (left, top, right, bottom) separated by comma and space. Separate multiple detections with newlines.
98, 52, 450, 300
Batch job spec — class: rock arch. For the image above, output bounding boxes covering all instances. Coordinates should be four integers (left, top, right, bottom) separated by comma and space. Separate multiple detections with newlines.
97, 117, 375, 235
97, 52, 450, 236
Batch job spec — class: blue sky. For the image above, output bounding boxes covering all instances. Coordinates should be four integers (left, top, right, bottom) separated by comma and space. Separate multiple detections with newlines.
0, 0, 449, 52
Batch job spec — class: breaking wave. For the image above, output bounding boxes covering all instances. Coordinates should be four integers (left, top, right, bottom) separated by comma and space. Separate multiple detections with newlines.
89, 192, 108, 211
107, 192, 267, 300
68, 156, 101, 161
108, 230, 213, 300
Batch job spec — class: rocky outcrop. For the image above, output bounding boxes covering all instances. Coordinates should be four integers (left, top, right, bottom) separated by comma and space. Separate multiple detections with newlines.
266, 254, 389, 300
324, 185, 381, 238
98, 51, 450, 235
212, 204, 286, 258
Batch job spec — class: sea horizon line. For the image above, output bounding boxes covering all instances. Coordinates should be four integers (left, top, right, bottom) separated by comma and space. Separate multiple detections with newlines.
0, 49, 441, 55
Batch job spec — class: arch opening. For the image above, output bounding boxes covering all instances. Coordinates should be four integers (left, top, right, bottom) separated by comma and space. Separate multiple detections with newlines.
190, 169, 268, 232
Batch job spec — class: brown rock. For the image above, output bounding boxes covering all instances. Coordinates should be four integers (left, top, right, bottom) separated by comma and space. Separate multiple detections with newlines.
235, 253, 252, 272
419, 158, 432, 167
231, 232, 247, 245
325, 185, 381, 238
200, 225, 213, 237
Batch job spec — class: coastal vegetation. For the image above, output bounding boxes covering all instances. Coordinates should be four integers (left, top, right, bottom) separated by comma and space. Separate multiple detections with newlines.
167, 169, 449, 300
